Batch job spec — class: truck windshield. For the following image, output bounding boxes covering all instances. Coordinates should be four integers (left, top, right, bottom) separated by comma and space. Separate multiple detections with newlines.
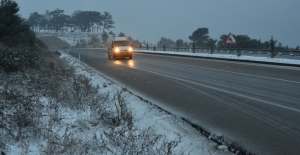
114, 41, 130, 46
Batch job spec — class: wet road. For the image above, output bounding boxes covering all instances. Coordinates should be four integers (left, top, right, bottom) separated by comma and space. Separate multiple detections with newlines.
68, 49, 300, 155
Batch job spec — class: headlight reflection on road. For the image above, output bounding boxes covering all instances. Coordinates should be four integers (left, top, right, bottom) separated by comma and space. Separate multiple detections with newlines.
114, 60, 135, 68
114, 60, 122, 65
128, 60, 135, 68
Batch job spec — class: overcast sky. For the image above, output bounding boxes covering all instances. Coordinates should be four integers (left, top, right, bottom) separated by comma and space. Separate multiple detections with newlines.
16, 0, 299, 47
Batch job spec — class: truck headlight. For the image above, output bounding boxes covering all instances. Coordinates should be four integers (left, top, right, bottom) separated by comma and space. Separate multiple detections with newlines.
115, 48, 119, 52
128, 47, 133, 52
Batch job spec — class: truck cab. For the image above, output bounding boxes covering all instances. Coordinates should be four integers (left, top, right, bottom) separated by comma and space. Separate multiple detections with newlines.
108, 37, 133, 59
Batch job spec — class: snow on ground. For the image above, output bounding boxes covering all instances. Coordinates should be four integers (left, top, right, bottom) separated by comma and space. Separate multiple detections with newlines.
59, 52, 234, 155
58, 36, 81, 46
135, 50, 300, 65
38, 32, 93, 47
57, 33, 98, 46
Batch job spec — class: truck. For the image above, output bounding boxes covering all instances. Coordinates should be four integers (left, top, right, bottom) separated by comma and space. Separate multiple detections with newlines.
107, 37, 133, 59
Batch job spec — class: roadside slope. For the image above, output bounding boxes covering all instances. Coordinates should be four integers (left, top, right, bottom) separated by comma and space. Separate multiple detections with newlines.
38, 36, 72, 49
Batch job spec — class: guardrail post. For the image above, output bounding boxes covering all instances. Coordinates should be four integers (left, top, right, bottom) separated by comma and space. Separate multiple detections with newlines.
146, 43, 148, 50
289, 52, 293, 58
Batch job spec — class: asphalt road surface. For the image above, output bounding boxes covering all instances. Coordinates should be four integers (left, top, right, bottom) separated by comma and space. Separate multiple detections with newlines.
67, 49, 300, 155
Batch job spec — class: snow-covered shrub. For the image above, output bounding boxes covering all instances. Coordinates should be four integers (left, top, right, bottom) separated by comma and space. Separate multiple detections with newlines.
0, 75, 43, 146
41, 125, 182, 155
47, 100, 63, 127
101, 90, 134, 129
101, 126, 181, 155
89, 92, 110, 125
62, 74, 102, 111
28, 51, 75, 103
0, 45, 40, 73
43, 130, 106, 155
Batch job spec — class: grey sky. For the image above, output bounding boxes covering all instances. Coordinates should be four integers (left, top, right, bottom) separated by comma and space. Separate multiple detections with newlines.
16, 0, 300, 47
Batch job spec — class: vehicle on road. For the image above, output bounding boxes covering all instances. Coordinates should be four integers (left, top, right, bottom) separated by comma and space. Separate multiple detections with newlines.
108, 37, 133, 59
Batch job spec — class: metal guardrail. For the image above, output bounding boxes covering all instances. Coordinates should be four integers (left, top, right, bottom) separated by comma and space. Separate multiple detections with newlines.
135, 47, 300, 60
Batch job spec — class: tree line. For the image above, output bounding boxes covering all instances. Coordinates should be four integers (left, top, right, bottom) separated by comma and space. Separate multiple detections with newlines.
75, 31, 147, 48
26, 9, 298, 50
27, 9, 115, 33
158, 27, 299, 50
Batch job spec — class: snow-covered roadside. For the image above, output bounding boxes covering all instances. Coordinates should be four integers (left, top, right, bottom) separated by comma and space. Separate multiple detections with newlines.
135, 50, 300, 65
58, 36, 80, 46
59, 52, 234, 155
57, 33, 99, 47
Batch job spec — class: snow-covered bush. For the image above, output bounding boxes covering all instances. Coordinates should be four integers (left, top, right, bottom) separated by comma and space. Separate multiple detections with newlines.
89, 92, 110, 125
102, 126, 181, 155
101, 90, 135, 128
0, 72, 43, 152
0, 45, 40, 73
66, 74, 101, 111
43, 130, 106, 155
